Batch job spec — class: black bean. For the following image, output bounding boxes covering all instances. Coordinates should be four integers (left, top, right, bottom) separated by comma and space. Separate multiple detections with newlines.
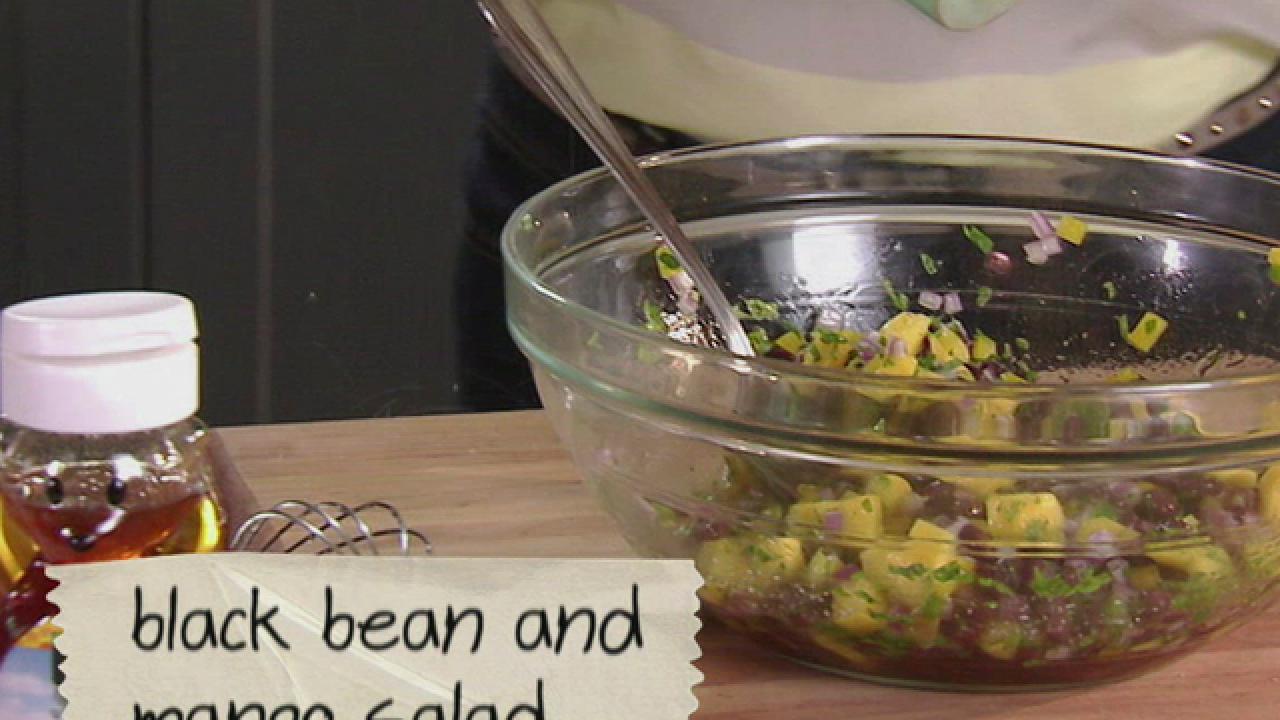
1136, 486, 1180, 524
1042, 599, 1074, 642
1219, 487, 1254, 516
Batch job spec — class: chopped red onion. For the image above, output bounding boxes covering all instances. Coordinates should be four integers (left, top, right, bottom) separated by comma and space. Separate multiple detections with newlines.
1030, 211, 1057, 242
823, 511, 844, 533
668, 269, 694, 296
1040, 234, 1064, 256
918, 290, 943, 311
1088, 531, 1116, 545
942, 292, 963, 315
857, 338, 880, 362
833, 564, 859, 581
1024, 241, 1049, 265
677, 290, 699, 316
901, 492, 925, 516
1045, 646, 1073, 661
888, 337, 909, 358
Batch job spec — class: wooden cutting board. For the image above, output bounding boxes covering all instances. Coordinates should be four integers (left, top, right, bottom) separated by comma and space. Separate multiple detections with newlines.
208, 411, 1280, 719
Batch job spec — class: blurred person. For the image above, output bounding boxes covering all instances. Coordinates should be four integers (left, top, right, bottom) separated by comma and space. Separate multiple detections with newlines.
456, 0, 1280, 410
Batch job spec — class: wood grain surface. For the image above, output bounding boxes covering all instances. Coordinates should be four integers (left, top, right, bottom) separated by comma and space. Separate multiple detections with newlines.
219, 411, 1280, 719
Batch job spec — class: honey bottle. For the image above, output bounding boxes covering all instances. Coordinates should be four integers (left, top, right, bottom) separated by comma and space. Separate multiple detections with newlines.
0, 291, 226, 650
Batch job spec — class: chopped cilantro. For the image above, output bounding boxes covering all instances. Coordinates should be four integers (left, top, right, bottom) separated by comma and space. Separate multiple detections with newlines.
920, 593, 945, 620
855, 590, 876, 604
747, 328, 773, 355
976, 285, 994, 307
1091, 501, 1119, 521
735, 297, 781, 321
888, 563, 929, 580
1238, 310, 1248, 320
642, 300, 667, 333
883, 279, 910, 311
1102, 281, 1118, 300
861, 497, 874, 512
977, 577, 1016, 596
932, 562, 973, 584
920, 253, 939, 275
1014, 337, 1031, 352
963, 224, 994, 254
656, 247, 681, 270
746, 544, 775, 563
1030, 568, 1111, 599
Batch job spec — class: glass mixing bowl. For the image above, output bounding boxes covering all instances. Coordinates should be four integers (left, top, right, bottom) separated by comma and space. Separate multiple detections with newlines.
502, 136, 1280, 690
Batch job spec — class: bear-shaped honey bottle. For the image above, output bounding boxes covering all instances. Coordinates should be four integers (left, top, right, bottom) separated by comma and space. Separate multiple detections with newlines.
0, 291, 225, 652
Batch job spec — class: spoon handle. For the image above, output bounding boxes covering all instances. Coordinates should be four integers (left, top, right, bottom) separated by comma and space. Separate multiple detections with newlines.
476, 0, 756, 357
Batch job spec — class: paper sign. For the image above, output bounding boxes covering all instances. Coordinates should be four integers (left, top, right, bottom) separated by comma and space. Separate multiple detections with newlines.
47, 555, 703, 720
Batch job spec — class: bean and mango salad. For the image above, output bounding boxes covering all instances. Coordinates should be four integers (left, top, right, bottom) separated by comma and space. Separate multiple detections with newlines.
640, 218, 1280, 687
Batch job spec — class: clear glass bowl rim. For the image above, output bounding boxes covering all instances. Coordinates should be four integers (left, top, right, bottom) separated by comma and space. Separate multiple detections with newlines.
502, 133, 1280, 400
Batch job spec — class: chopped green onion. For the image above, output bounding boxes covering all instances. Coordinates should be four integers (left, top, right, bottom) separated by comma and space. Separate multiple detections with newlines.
735, 297, 781, 321
654, 246, 685, 280
882, 279, 909, 312
642, 300, 667, 333
920, 253, 939, 275
976, 286, 994, 307
963, 224, 994, 254
1116, 314, 1131, 337
1238, 310, 1248, 320
1102, 281, 1118, 300
747, 328, 773, 354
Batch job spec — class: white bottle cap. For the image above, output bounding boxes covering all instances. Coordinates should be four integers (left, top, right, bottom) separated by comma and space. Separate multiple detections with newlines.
1, 291, 200, 434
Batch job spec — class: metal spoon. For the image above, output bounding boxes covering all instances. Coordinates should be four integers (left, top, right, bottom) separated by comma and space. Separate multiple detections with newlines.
476, 0, 756, 357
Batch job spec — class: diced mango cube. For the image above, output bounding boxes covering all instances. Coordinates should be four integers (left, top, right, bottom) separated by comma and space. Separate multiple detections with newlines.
1208, 468, 1258, 489
943, 476, 1014, 499
860, 520, 970, 610
805, 549, 845, 587
1125, 312, 1168, 353
1128, 564, 1162, 591
1148, 544, 1233, 579
864, 354, 919, 377
972, 334, 997, 361
694, 536, 806, 595
804, 329, 861, 368
1075, 516, 1139, 544
1109, 368, 1143, 383
865, 473, 914, 518
986, 493, 1066, 543
1261, 465, 1280, 524
1057, 215, 1088, 246
928, 326, 971, 364
774, 330, 806, 355
880, 312, 932, 357
831, 574, 888, 635
786, 495, 884, 541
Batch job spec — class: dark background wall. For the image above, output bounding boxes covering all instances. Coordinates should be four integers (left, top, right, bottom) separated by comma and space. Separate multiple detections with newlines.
0, 0, 494, 426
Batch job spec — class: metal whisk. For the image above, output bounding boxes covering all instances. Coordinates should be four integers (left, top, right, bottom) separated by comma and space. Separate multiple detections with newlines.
229, 500, 432, 556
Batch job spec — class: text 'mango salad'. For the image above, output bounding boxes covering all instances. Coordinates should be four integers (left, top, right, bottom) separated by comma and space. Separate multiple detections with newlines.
640, 213, 1280, 688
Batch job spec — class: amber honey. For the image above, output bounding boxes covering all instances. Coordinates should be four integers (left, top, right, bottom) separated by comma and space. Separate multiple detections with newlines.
0, 425, 228, 654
